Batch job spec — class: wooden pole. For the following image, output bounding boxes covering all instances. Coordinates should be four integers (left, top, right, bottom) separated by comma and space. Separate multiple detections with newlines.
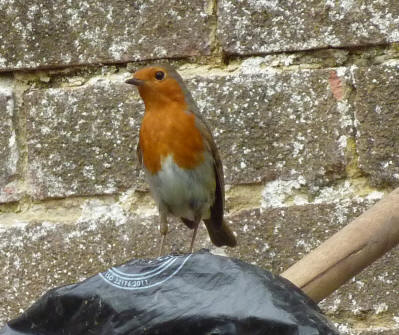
280, 187, 399, 303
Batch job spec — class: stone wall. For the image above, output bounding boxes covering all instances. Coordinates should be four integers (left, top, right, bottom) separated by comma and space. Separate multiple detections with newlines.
1, 0, 399, 333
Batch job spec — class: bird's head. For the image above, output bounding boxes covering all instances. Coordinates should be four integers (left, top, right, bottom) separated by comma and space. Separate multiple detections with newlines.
125, 65, 188, 109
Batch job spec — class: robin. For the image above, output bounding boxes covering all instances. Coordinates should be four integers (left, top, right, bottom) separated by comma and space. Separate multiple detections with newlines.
125, 64, 237, 256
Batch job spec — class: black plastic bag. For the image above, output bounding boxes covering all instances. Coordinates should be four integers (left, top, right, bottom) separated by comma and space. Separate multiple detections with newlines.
1, 250, 338, 334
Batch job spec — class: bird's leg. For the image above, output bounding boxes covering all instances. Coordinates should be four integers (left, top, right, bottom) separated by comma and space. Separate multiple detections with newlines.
158, 211, 168, 257
189, 215, 201, 253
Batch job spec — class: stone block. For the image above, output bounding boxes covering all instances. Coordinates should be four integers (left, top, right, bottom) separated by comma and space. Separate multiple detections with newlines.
0, 82, 20, 203
23, 64, 355, 197
353, 63, 399, 187
0, 0, 212, 71
218, 0, 399, 55
24, 80, 143, 199
186, 63, 353, 187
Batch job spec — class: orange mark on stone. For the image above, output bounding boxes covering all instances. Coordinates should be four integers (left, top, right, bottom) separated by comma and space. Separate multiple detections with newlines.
329, 71, 344, 101
3, 186, 15, 194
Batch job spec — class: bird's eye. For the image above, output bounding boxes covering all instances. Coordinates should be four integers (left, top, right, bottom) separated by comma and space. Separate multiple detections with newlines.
154, 71, 165, 80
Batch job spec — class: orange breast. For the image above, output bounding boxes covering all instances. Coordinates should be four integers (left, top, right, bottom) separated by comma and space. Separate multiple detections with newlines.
139, 103, 205, 174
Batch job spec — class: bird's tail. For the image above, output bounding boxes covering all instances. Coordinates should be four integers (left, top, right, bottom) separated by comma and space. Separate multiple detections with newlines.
203, 219, 237, 247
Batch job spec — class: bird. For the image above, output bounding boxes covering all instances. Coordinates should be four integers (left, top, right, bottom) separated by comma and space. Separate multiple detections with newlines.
125, 64, 237, 256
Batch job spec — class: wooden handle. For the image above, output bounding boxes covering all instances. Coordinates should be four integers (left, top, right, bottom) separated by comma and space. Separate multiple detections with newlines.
280, 187, 399, 303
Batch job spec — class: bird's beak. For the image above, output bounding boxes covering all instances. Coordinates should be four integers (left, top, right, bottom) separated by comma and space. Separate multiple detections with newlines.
125, 78, 145, 86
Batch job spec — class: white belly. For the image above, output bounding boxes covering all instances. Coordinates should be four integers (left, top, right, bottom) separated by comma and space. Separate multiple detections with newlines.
145, 154, 216, 221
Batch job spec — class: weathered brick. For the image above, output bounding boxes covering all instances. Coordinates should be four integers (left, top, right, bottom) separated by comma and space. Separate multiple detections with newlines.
353, 63, 399, 187
24, 80, 143, 199
23, 65, 355, 198
0, 0, 213, 71
186, 63, 353, 187
218, 0, 399, 55
0, 82, 20, 203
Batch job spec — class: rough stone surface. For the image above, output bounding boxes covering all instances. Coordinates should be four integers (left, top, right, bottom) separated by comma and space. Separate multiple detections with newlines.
0, 0, 213, 71
218, 0, 399, 55
0, 81, 20, 203
228, 200, 373, 272
323, 250, 399, 331
24, 80, 143, 199
353, 63, 399, 187
23, 64, 356, 198
187, 62, 353, 187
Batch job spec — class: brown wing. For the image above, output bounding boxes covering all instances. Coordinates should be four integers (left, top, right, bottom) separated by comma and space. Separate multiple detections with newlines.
194, 115, 224, 227
195, 113, 236, 247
